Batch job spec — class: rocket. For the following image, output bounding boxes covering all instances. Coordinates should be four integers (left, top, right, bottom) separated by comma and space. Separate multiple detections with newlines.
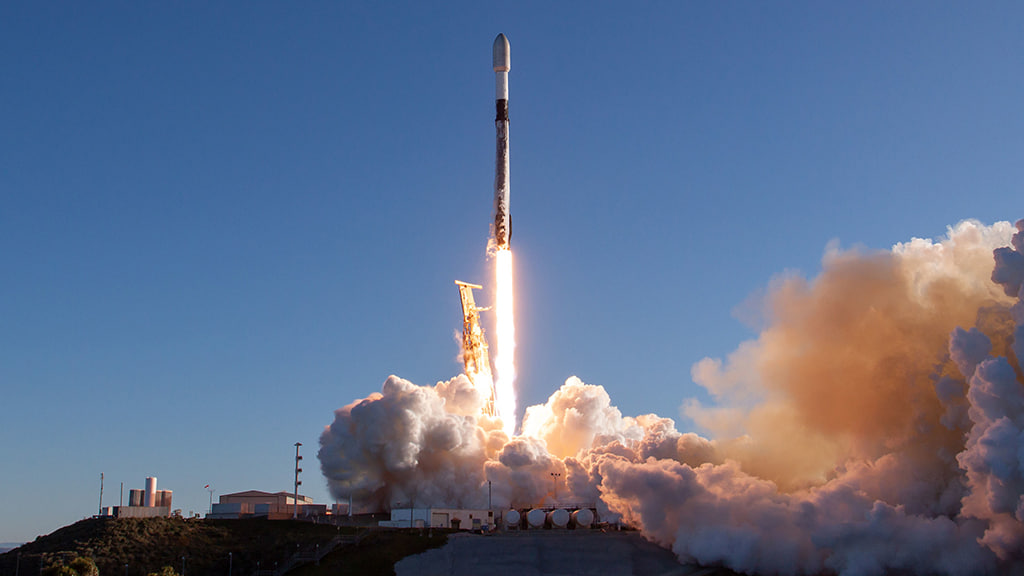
493, 33, 511, 249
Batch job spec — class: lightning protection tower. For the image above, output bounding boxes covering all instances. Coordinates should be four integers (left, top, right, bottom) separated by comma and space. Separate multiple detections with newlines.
293, 442, 303, 520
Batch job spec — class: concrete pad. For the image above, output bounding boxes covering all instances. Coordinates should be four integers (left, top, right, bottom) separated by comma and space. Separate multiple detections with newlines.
396, 530, 703, 576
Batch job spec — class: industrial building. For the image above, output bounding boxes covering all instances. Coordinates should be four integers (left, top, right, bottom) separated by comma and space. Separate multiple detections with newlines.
207, 490, 325, 520
98, 476, 174, 518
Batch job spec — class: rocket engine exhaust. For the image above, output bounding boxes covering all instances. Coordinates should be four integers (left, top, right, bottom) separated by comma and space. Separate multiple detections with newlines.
493, 247, 516, 435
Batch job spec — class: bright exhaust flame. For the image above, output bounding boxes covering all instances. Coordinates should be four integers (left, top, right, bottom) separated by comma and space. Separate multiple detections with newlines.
494, 246, 517, 435
469, 367, 495, 414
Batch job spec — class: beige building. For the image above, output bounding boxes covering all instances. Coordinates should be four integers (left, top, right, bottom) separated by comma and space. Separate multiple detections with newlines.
209, 490, 323, 520
220, 490, 312, 507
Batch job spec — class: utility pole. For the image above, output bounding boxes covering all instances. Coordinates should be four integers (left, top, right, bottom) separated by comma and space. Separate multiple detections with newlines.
98, 473, 104, 516
294, 443, 303, 520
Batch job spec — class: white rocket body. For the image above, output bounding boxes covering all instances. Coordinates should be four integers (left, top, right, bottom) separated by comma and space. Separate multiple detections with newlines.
493, 34, 511, 249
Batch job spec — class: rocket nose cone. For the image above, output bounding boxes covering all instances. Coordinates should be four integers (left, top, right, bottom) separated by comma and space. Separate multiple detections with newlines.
493, 33, 510, 72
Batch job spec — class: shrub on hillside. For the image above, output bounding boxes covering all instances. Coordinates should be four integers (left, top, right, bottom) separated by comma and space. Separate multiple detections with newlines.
42, 555, 99, 576
69, 557, 98, 576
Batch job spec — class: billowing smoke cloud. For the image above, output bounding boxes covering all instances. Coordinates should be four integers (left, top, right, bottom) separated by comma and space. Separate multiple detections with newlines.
319, 219, 1024, 575
317, 374, 508, 510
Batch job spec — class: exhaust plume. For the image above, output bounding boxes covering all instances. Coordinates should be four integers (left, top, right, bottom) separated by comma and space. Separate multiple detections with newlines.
319, 218, 1024, 575
493, 247, 517, 436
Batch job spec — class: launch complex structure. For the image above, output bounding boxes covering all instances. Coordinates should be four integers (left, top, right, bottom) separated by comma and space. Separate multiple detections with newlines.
456, 281, 496, 417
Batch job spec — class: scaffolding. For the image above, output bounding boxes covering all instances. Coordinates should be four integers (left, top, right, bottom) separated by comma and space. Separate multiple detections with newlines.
455, 280, 496, 416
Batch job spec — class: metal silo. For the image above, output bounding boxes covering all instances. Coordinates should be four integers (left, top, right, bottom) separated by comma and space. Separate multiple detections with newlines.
157, 490, 173, 509
144, 477, 157, 507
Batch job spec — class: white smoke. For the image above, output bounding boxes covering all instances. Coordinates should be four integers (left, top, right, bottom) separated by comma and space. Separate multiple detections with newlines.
317, 374, 507, 510
319, 218, 1024, 575
951, 224, 1024, 560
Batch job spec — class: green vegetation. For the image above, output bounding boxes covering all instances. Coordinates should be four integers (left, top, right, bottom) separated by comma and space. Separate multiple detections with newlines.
36, 555, 99, 576
69, 556, 100, 576
0, 518, 446, 576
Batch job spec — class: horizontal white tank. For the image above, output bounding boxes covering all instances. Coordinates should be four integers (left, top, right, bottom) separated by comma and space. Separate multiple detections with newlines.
526, 508, 546, 529
548, 508, 570, 528
504, 509, 521, 528
572, 508, 594, 528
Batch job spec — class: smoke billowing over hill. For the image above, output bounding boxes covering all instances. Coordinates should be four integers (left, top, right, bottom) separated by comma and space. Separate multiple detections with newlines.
320, 219, 1024, 575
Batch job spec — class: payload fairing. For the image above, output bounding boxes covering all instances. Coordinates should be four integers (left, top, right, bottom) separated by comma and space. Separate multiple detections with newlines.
493, 33, 511, 249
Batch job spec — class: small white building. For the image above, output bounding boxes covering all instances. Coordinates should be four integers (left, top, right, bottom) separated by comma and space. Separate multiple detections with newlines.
380, 508, 495, 530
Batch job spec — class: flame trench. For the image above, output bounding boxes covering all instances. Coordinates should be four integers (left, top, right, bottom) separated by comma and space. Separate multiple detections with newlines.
494, 247, 517, 435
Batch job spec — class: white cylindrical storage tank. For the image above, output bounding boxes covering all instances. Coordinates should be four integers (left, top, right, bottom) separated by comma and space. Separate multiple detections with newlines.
572, 508, 594, 528
504, 509, 521, 529
526, 508, 546, 529
144, 477, 157, 507
548, 508, 570, 528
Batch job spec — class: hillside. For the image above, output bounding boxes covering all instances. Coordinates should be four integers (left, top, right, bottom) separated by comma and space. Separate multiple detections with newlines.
0, 517, 448, 576
396, 531, 700, 576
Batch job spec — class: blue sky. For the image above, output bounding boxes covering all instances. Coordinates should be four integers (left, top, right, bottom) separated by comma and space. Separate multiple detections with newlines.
1, 2, 1021, 543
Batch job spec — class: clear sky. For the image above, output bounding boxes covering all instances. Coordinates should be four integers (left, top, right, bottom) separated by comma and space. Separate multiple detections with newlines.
1, 1, 1021, 543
